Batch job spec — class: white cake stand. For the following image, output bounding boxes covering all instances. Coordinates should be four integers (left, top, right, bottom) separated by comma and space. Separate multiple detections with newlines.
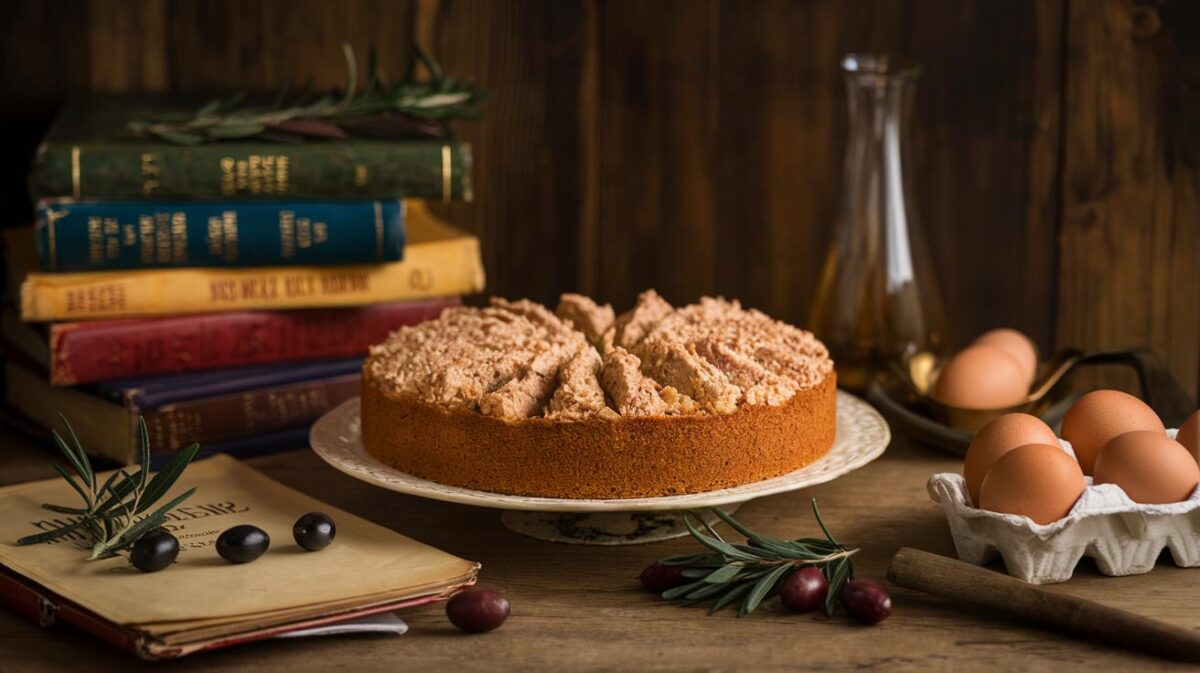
309, 391, 890, 545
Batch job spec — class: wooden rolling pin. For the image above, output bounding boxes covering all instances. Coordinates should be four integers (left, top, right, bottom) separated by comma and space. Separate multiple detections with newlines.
887, 547, 1200, 663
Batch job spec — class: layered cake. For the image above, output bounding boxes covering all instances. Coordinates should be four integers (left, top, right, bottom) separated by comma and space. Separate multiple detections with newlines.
361, 290, 837, 498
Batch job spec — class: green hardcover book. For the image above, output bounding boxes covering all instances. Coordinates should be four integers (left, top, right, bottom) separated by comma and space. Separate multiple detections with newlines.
31, 95, 472, 202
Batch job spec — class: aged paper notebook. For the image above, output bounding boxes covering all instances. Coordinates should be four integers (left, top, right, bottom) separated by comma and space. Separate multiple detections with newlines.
0, 454, 479, 659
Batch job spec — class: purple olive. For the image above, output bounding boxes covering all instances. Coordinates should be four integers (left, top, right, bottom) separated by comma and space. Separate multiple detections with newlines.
780, 566, 828, 613
446, 588, 510, 633
839, 579, 892, 624
639, 563, 687, 592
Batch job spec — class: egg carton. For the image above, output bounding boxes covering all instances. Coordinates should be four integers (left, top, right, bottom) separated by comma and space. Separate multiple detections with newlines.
927, 430, 1200, 584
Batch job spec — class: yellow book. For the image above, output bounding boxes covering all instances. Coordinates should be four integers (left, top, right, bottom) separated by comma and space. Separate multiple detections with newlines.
18, 201, 485, 321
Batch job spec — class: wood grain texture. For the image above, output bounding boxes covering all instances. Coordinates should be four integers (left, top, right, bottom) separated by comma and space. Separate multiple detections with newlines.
162, 0, 414, 90
87, 0, 168, 91
0, 0, 91, 220
595, 0, 719, 310
420, 0, 598, 306
714, 0, 844, 327
598, 0, 1062, 352
3, 431, 1200, 672
1057, 0, 1200, 399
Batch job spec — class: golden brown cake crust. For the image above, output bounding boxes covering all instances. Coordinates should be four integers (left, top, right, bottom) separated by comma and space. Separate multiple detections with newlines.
361, 366, 837, 499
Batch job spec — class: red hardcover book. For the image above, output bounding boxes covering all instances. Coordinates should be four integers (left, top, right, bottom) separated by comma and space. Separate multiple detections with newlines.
44, 297, 458, 385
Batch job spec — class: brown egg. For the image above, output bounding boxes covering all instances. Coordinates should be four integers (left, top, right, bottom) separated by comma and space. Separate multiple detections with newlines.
1060, 390, 1165, 475
974, 328, 1038, 384
979, 443, 1086, 525
963, 413, 1060, 506
1093, 431, 1200, 504
934, 345, 1029, 410
1176, 409, 1200, 463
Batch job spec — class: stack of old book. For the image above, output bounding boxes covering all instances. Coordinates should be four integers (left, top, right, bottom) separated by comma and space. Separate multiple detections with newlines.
2, 95, 484, 467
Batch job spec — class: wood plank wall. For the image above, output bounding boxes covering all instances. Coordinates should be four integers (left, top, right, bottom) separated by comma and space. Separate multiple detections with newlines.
0, 0, 1196, 399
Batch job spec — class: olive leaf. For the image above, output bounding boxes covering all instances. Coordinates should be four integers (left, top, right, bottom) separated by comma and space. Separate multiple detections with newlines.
128, 44, 485, 145
652, 501, 859, 618
17, 416, 199, 562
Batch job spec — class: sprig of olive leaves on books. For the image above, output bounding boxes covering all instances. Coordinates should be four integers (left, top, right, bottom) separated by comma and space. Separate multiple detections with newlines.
657, 501, 858, 617
17, 415, 199, 560
127, 44, 487, 145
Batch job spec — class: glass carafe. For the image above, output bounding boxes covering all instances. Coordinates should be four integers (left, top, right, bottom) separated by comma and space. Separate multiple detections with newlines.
808, 54, 948, 392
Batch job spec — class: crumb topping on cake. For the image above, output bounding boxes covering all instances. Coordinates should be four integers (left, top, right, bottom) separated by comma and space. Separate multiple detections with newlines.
547, 347, 619, 420
366, 290, 833, 421
555, 294, 615, 344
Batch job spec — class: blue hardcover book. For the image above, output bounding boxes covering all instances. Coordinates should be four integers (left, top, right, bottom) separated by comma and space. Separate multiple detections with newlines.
35, 199, 405, 271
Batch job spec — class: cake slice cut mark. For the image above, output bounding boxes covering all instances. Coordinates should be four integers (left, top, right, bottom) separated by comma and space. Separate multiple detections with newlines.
633, 340, 741, 415
556, 293, 616, 344
600, 347, 669, 416
693, 339, 798, 406
546, 346, 619, 420
479, 343, 575, 420
612, 289, 673, 348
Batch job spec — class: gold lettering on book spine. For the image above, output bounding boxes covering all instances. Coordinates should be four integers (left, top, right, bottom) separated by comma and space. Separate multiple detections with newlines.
221, 211, 239, 261
279, 210, 296, 259
87, 216, 103, 264
441, 145, 452, 203
140, 153, 160, 195
139, 215, 155, 264
219, 155, 290, 196
171, 212, 188, 263
71, 146, 81, 198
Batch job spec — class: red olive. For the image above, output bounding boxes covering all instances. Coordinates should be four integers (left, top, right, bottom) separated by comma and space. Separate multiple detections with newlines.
446, 588, 510, 633
780, 566, 828, 613
639, 563, 687, 592
839, 579, 892, 624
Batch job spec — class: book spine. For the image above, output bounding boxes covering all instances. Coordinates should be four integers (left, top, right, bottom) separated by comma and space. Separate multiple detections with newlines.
148, 426, 312, 470
0, 569, 142, 659
140, 373, 361, 449
20, 235, 485, 321
35, 199, 405, 272
48, 298, 457, 385
32, 141, 472, 201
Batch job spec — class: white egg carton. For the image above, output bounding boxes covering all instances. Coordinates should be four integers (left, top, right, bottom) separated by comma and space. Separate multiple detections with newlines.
927, 430, 1200, 584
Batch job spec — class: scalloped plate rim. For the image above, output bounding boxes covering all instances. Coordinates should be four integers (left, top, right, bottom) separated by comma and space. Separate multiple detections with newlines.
308, 390, 890, 512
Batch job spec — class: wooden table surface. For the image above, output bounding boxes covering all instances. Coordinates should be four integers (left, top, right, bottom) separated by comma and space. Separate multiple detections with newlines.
2, 424, 1199, 673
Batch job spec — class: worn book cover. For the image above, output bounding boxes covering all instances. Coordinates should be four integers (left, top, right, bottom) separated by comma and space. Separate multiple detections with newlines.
3, 358, 364, 463
31, 95, 472, 202
35, 199, 406, 272
0, 455, 479, 659
17, 201, 485, 321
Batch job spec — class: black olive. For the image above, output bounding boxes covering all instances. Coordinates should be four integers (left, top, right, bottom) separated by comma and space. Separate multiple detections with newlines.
293, 512, 336, 551
129, 529, 179, 573
216, 524, 270, 564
